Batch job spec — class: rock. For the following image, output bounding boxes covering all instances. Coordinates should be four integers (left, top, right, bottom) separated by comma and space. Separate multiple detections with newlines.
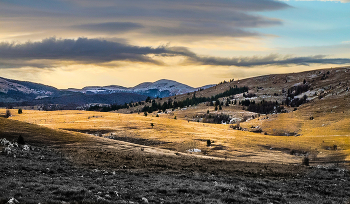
23, 145, 30, 151
6, 198, 19, 204
141, 197, 149, 204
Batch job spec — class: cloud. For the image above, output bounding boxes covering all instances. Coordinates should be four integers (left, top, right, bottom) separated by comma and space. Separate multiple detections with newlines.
1, 37, 349, 69
0, 0, 290, 39
281, 0, 350, 3
184, 53, 350, 67
73, 22, 144, 34
69, 0, 290, 12
0, 37, 175, 68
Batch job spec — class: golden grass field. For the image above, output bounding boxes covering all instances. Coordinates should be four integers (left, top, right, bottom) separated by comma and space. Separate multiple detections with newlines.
4, 105, 349, 166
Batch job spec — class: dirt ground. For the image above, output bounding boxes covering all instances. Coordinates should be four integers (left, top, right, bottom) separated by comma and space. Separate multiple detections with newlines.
1, 136, 350, 203
1, 117, 350, 203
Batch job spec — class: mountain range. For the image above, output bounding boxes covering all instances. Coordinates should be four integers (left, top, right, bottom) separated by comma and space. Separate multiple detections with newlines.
65, 79, 214, 98
0, 77, 214, 107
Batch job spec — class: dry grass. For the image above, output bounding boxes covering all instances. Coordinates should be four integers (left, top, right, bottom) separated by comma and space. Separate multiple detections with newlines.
3, 107, 349, 166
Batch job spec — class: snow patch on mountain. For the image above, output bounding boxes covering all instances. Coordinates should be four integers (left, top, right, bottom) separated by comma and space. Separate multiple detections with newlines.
0, 77, 54, 96
66, 79, 214, 97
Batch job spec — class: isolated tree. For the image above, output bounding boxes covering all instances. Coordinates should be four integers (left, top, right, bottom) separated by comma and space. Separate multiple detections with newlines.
174, 116, 177, 119
151, 123, 154, 128
5, 109, 11, 118
303, 79, 306, 84
215, 106, 218, 111
144, 112, 148, 117
156, 114, 159, 117
207, 110, 209, 114
18, 109, 23, 114
219, 105, 222, 110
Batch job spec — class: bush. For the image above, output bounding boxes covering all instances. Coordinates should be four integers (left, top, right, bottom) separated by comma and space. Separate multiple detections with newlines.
17, 135, 25, 145
18, 109, 23, 114
5, 109, 11, 118
207, 140, 211, 147
174, 116, 177, 119
230, 124, 241, 130
144, 112, 148, 117
302, 156, 309, 166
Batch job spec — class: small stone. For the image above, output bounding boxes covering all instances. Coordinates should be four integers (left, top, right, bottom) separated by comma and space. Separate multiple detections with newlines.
141, 197, 149, 204
6, 198, 19, 204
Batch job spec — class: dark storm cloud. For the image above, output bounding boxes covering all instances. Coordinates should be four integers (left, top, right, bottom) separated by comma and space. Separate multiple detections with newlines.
74, 22, 144, 34
0, 38, 175, 67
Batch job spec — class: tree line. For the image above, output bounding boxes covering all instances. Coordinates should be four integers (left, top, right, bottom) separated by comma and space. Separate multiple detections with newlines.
89, 86, 248, 113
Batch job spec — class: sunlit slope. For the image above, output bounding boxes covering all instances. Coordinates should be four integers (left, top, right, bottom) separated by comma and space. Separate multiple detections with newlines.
6, 109, 349, 165
242, 96, 350, 162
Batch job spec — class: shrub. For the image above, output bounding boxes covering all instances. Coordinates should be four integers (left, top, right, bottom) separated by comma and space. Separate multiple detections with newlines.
290, 149, 296, 155
144, 112, 148, 117
156, 114, 159, 117
207, 140, 211, 147
18, 109, 23, 114
251, 128, 263, 133
302, 156, 309, 166
230, 124, 241, 130
5, 109, 11, 118
174, 116, 177, 119
17, 135, 25, 145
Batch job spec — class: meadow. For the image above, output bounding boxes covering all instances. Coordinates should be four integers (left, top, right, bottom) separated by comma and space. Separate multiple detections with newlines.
5, 106, 349, 166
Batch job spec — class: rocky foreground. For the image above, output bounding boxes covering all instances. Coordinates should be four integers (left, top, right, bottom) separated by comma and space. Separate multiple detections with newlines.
1, 138, 350, 204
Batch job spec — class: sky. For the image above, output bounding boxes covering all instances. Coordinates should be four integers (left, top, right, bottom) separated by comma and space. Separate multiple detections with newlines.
0, 0, 349, 89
